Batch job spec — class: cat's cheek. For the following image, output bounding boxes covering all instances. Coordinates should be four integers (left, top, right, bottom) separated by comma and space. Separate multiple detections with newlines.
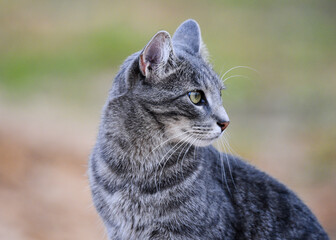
164, 119, 190, 139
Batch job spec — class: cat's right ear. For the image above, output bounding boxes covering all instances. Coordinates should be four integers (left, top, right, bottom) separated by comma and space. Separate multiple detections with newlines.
139, 31, 174, 79
172, 19, 209, 62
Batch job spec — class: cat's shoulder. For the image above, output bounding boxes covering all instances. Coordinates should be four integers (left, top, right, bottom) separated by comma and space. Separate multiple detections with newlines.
204, 146, 328, 238
205, 145, 291, 192
204, 146, 314, 215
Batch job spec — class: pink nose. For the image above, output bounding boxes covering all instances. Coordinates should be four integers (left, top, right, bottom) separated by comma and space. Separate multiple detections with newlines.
217, 121, 230, 132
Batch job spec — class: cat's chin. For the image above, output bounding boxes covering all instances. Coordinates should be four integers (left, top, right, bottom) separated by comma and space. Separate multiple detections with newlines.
193, 138, 217, 147
170, 131, 222, 147
184, 135, 220, 147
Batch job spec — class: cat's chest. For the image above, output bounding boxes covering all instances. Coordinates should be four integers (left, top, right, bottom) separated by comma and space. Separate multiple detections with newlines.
104, 189, 162, 239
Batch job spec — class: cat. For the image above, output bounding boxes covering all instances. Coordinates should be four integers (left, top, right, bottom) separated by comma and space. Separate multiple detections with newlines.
89, 19, 329, 240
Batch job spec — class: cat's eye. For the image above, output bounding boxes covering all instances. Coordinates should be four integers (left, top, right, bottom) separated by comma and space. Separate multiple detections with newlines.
188, 91, 205, 105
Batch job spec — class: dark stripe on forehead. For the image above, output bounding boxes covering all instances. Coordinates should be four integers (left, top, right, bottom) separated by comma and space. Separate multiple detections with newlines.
200, 63, 214, 90
173, 60, 204, 90
203, 64, 224, 91
185, 68, 204, 90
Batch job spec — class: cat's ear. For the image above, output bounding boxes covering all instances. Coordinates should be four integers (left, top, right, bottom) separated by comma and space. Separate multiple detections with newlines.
172, 19, 209, 61
139, 31, 174, 78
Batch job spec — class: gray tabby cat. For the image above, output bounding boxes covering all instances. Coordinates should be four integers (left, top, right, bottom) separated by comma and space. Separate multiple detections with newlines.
89, 19, 329, 240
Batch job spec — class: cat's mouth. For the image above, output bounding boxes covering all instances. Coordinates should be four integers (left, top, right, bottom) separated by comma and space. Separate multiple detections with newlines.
179, 127, 222, 147
166, 122, 222, 147
191, 134, 221, 147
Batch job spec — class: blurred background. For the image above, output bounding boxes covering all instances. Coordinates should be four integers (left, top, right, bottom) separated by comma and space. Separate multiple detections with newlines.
0, 0, 335, 239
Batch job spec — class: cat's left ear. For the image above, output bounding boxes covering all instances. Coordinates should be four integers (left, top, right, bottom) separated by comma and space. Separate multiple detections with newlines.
172, 19, 209, 61
139, 31, 175, 79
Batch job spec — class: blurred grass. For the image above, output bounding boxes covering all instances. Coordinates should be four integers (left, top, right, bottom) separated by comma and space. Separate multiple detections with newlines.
0, 22, 146, 94
1, 0, 335, 144
1, 0, 335, 106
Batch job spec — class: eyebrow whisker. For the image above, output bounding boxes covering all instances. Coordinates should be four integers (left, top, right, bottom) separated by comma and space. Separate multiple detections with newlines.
222, 75, 249, 83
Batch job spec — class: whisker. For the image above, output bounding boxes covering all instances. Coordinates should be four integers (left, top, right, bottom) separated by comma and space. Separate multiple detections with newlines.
179, 137, 198, 182
221, 65, 258, 80
222, 75, 249, 83
191, 127, 212, 130
220, 137, 237, 191
143, 130, 189, 162
222, 133, 243, 198
155, 134, 192, 191
219, 137, 232, 197
175, 136, 195, 181
158, 134, 193, 180
222, 133, 239, 166
190, 131, 211, 135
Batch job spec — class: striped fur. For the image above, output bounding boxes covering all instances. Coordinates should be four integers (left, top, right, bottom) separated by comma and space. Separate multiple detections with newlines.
89, 19, 329, 239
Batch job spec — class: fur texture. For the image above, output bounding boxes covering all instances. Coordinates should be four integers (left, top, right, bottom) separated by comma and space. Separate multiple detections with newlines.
89, 19, 329, 240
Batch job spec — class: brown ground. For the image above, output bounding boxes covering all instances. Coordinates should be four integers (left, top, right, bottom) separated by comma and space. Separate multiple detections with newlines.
0, 104, 105, 240
0, 106, 335, 240
0, 129, 105, 240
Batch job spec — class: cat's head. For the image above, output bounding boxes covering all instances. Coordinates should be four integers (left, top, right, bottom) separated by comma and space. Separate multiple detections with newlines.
112, 19, 229, 147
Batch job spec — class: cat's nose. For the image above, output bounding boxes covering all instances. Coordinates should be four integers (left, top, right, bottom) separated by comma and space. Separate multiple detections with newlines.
217, 121, 230, 132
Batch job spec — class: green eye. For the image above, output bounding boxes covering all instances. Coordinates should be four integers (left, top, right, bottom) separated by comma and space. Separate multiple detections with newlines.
188, 91, 202, 104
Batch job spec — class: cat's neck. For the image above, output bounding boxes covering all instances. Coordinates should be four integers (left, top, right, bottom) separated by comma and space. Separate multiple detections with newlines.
101, 127, 198, 171
99, 124, 202, 193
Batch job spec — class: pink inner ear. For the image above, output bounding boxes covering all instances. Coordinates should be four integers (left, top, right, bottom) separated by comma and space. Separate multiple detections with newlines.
139, 31, 172, 77
146, 42, 162, 64
139, 54, 147, 76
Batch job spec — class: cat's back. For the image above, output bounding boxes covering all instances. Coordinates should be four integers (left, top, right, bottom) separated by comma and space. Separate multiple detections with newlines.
205, 146, 329, 240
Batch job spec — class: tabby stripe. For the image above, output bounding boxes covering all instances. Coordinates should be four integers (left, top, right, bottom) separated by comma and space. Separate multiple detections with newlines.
91, 158, 121, 194
140, 155, 200, 194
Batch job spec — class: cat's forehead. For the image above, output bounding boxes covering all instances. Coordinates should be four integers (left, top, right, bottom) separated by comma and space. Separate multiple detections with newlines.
181, 58, 224, 91
199, 64, 224, 90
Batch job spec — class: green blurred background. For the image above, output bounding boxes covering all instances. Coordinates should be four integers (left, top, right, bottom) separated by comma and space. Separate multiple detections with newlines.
0, 0, 335, 239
